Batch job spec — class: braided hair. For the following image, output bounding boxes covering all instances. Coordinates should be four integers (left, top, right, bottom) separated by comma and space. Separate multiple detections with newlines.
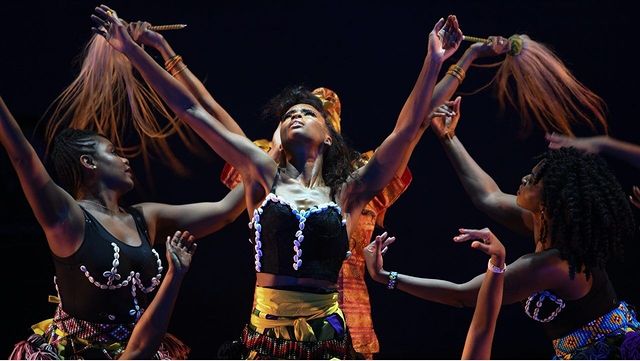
534, 147, 634, 279
263, 86, 359, 198
50, 128, 101, 197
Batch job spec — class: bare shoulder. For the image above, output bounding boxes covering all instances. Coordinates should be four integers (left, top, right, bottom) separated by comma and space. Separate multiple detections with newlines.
502, 249, 567, 303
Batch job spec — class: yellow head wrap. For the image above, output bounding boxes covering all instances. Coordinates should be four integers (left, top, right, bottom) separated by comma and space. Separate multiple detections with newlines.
312, 87, 342, 133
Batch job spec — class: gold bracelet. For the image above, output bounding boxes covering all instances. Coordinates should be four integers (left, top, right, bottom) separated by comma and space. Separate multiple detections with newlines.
448, 64, 466, 79
164, 55, 183, 73
446, 70, 464, 83
171, 64, 188, 77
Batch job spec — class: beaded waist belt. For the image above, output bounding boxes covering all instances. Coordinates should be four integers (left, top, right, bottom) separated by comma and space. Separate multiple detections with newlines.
53, 305, 135, 344
552, 301, 640, 359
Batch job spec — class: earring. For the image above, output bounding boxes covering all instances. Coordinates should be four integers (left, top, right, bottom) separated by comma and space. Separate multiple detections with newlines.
92, 165, 97, 169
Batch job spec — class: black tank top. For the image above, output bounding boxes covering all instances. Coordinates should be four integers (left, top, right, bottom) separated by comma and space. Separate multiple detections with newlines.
52, 206, 162, 323
523, 267, 618, 339
249, 170, 349, 283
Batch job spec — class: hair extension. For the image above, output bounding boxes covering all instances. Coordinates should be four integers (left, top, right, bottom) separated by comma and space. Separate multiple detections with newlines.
534, 148, 633, 279
43, 34, 202, 176
494, 35, 608, 136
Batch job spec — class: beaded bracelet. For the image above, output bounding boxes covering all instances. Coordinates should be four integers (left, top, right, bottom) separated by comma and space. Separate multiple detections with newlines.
387, 271, 398, 289
488, 259, 507, 274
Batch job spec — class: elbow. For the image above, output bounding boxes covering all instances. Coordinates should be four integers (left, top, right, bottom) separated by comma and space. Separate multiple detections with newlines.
453, 284, 476, 308
471, 192, 498, 214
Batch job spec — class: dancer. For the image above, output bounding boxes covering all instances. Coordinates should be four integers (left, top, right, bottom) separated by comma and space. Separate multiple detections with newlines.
364, 228, 506, 360
92, 5, 463, 358
2, 90, 244, 359
217, 86, 415, 358
365, 98, 639, 359
209, 33, 511, 357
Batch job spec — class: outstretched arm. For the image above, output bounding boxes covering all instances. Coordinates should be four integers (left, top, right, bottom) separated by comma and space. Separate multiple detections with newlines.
121, 231, 196, 359
363, 231, 565, 308
128, 22, 246, 137
391, 36, 510, 178
92, 7, 276, 193
137, 184, 246, 243
547, 133, 640, 169
430, 98, 534, 235
0, 96, 84, 257
348, 16, 461, 209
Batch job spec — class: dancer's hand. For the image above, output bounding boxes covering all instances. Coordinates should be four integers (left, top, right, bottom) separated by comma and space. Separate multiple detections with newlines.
166, 230, 197, 277
429, 15, 463, 62
454, 227, 505, 268
128, 21, 165, 49
468, 36, 510, 59
430, 96, 461, 140
546, 133, 605, 154
363, 232, 396, 283
91, 5, 136, 53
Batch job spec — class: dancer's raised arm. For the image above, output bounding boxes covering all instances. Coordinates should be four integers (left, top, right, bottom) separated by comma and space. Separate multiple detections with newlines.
459, 228, 505, 360
128, 21, 246, 137
430, 98, 534, 234
92, 6, 276, 195
429, 36, 510, 112
346, 16, 461, 210
547, 133, 640, 169
0, 96, 83, 256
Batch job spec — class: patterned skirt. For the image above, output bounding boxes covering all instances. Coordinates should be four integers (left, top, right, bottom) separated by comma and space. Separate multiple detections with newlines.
552, 301, 640, 359
9, 305, 189, 359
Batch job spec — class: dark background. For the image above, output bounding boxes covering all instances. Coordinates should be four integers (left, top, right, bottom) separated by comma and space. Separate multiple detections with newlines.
1, 1, 638, 359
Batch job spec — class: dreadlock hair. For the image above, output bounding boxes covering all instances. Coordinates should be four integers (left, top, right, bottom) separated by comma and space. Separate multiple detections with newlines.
534, 147, 634, 279
50, 128, 101, 197
263, 86, 359, 198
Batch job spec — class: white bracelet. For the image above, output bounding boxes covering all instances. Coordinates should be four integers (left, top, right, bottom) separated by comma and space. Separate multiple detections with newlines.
488, 259, 506, 273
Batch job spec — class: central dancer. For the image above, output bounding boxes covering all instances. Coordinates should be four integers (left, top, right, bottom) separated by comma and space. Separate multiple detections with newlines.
92, 5, 463, 358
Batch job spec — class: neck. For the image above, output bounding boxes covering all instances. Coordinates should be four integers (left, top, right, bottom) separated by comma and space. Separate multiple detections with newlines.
533, 211, 547, 252
284, 147, 325, 188
76, 187, 122, 214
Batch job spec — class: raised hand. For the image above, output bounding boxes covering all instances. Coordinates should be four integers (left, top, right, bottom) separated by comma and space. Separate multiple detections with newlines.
165, 230, 197, 276
454, 227, 505, 268
546, 133, 604, 154
363, 232, 396, 283
430, 96, 461, 140
91, 5, 135, 53
429, 15, 464, 62
128, 21, 165, 49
